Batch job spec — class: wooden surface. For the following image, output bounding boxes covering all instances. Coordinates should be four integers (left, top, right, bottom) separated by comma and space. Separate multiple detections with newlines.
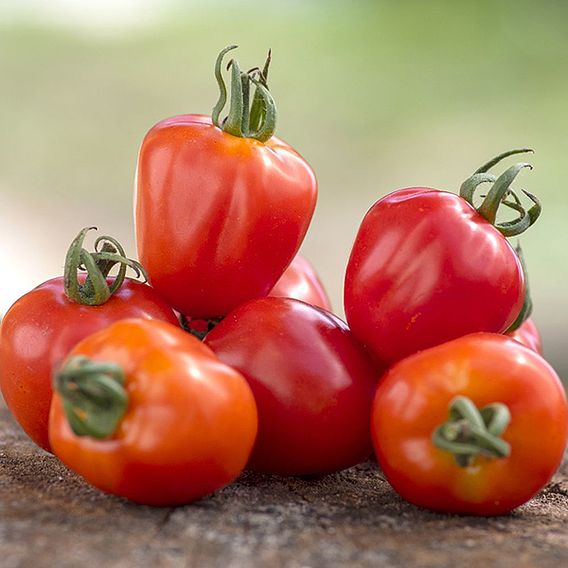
1, 405, 567, 568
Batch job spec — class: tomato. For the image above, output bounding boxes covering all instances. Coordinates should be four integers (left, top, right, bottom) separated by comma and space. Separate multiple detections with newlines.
205, 297, 380, 476
345, 149, 541, 365
136, 46, 317, 318
269, 255, 331, 311
371, 333, 567, 516
0, 228, 177, 451
49, 319, 257, 506
509, 317, 542, 354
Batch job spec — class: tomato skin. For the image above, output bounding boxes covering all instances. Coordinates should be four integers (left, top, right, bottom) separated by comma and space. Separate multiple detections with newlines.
269, 255, 331, 311
344, 188, 525, 365
509, 318, 542, 354
0, 277, 178, 452
205, 297, 380, 476
49, 319, 257, 506
371, 333, 567, 516
135, 115, 317, 318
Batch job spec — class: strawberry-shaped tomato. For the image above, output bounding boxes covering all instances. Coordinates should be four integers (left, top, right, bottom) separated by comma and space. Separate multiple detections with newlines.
269, 255, 331, 311
0, 228, 177, 451
345, 149, 541, 365
50, 319, 257, 506
136, 46, 317, 318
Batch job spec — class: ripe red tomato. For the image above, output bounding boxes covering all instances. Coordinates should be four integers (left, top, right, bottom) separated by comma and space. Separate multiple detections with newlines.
345, 149, 540, 365
205, 297, 380, 476
372, 333, 567, 516
136, 47, 317, 318
269, 255, 331, 310
49, 319, 257, 506
508, 317, 542, 354
0, 229, 177, 451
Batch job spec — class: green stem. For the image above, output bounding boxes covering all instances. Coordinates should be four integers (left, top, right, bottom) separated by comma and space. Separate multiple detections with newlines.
473, 148, 533, 174
55, 356, 128, 439
506, 242, 533, 332
459, 149, 541, 237
211, 45, 277, 143
477, 163, 533, 224
432, 396, 511, 467
64, 227, 147, 306
249, 49, 272, 134
223, 58, 245, 137
248, 76, 277, 142
212, 44, 238, 127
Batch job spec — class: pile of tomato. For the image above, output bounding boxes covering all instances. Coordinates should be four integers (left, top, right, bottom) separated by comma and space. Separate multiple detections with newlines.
1, 46, 566, 515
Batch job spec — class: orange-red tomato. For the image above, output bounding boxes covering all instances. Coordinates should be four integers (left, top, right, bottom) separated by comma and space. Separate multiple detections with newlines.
0, 277, 177, 451
135, 113, 317, 319
371, 333, 567, 515
49, 319, 258, 506
269, 255, 331, 311
136, 47, 317, 319
508, 317, 542, 354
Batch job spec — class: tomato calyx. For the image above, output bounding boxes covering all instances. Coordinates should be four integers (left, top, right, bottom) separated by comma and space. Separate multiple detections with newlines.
64, 227, 147, 306
506, 242, 533, 332
211, 45, 277, 142
54, 355, 128, 439
432, 396, 511, 467
459, 148, 541, 237
180, 314, 223, 340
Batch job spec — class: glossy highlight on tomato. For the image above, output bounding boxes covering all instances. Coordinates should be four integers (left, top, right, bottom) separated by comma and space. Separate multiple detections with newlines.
205, 297, 380, 476
371, 333, 567, 515
49, 319, 258, 506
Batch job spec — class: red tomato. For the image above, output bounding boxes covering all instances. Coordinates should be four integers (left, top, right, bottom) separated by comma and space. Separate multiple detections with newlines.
0, 229, 177, 451
205, 297, 380, 476
508, 317, 542, 354
345, 150, 540, 365
136, 47, 317, 318
372, 333, 567, 516
49, 319, 257, 506
269, 255, 331, 311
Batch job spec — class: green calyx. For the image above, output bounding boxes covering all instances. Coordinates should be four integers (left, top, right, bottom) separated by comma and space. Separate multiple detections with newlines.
54, 355, 128, 439
432, 396, 511, 467
212, 45, 277, 143
64, 226, 147, 306
459, 148, 541, 237
506, 242, 533, 332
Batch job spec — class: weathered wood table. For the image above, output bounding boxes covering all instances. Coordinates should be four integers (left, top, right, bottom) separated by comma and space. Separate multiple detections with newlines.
1, 405, 566, 567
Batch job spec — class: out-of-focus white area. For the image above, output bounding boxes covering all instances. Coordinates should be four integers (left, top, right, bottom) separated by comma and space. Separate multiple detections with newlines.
0, 0, 175, 33
0, 197, 55, 314
0, 0, 286, 32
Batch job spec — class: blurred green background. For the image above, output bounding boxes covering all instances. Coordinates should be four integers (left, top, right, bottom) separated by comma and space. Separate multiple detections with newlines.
1, 1, 567, 376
